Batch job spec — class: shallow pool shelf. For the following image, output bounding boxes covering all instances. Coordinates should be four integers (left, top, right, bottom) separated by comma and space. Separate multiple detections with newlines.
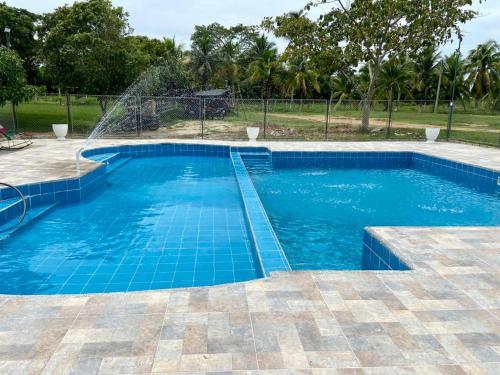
0, 202, 58, 240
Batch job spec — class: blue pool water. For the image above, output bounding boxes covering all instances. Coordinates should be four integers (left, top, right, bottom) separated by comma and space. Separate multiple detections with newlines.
249, 167, 500, 270
0, 156, 261, 294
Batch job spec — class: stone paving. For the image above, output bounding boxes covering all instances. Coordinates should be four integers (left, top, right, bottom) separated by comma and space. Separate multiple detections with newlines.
0, 139, 499, 374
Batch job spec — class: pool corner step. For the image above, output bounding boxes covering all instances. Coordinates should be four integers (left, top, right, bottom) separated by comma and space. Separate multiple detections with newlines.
239, 152, 273, 174
0, 202, 58, 240
105, 157, 131, 174
0, 197, 25, 226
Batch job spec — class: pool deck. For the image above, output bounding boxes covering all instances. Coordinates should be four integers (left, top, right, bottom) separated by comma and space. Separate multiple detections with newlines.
0, 139, 499, 374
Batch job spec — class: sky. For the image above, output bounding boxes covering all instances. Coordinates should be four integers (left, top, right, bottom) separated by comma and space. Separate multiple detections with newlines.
6, 0, 500, 55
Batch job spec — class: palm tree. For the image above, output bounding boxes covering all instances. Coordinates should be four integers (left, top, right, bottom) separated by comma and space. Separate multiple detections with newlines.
442, 54, 469, 110
190, 29, 220, 89
284, 58, 321, 107
219, 39, 241, 97
329, 73, 355, 110
378, 57, 413, 104
245, 35, 280, 100
466, 40, 500, 109
377, 57, 413, 136
412, 45, 441, 104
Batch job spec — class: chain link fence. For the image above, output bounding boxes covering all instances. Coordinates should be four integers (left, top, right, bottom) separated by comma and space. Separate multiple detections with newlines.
1, 94, 499, 147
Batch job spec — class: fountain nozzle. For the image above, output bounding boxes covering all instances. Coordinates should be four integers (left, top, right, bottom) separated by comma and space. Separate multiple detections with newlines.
75, 147, 85, 175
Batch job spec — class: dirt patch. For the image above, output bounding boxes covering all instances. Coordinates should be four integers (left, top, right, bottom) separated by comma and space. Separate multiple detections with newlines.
269, 112, 499, 133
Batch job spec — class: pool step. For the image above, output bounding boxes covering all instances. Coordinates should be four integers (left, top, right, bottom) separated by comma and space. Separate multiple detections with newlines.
239, 152, 273, 174
0, 197, 25, 226
88, 152, 120, 165
105, 157, 131, 174
0, 202, 57, 240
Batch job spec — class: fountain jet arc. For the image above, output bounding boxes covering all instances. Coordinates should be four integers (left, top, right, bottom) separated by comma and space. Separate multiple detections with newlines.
75, 62, 193, 171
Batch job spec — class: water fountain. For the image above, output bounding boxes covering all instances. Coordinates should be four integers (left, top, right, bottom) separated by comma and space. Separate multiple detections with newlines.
76, 62, 194, 173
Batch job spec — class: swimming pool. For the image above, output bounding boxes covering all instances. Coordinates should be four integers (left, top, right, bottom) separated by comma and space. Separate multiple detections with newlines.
0, 144, 499, 295
248, 166, 500, 270
0, 154, 261, 294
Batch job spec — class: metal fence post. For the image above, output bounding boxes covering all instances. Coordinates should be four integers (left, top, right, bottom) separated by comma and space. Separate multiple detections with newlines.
263, 99, 268, 139
324, 99, 330, 140
386, 100, 393, 139
66, 94, 73, 138
201, 98, 205, 139
136, 96, 142, 137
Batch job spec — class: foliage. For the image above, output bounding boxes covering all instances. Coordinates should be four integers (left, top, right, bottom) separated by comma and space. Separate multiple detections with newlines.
412, 46, 441, 102
266, 0, 480, 129
0, 47, 34, 106
38, 0, 132, 95
245, 35, 281, 99
0, 2, 40, 84
3, 0, 498, 115
466, 40, 499, 105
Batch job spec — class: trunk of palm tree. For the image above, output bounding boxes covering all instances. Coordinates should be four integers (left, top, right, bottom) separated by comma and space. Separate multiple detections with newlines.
434, 68, 442, 113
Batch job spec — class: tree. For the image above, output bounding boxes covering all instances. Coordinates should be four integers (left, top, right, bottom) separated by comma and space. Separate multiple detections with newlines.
217, 25, 257, 97
412, 45, 441, 103
0, 47, 35, 129
377, 57, 413, 104
0, 3, 40, 84
189, 23, 225, 89
124, 36, 185, 86
466, 40, 499, 109
442, 53, 469, 110
329, 73, 355, 109
266, 0, 479, 131
245, 35, 280, 99
38, 0, 131, 111
376, 57, 413, 135
284, 57, 321, 104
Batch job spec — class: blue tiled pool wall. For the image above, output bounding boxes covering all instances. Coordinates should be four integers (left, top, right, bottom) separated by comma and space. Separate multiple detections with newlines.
411, 153, 499, 194
272, 151, 413, 169
270, 151, 499, 194
231, 152, 291, 276
0, 167, 107, 226
0, 198, 24, 225
362, 230, 411, 271
81, 143, 232, 159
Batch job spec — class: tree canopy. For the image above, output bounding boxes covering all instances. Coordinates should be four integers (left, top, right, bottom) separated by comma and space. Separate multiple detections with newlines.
0, 2, 40, 83
0, 47, 34, 106
38, 0, 131, 94
0, 0, 498, 116
265, 0, 480, 129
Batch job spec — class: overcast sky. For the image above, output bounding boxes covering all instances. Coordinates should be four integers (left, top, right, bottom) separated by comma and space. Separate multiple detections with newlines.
6, 0, 500, 56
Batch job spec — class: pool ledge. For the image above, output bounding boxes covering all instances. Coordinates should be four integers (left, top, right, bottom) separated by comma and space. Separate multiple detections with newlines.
230, 151, 291, 276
